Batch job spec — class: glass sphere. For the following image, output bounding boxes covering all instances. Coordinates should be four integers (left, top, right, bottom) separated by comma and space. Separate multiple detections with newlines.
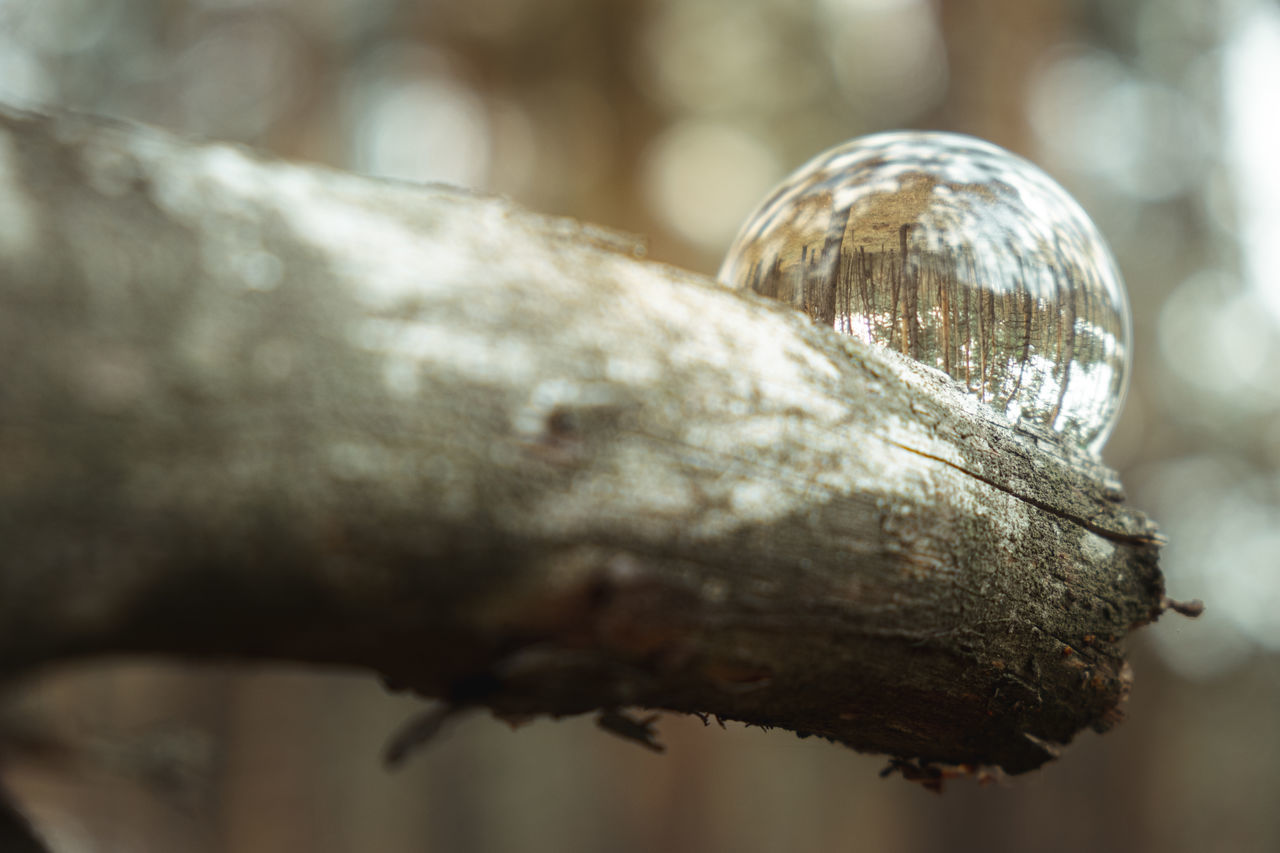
718, 131, 1131, 454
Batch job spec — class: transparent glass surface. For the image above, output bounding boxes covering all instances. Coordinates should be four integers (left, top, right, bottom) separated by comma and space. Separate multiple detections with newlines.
719, 131, 1132, 454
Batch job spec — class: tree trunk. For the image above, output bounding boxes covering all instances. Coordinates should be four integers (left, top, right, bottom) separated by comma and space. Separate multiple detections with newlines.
0, 104, 1185, 780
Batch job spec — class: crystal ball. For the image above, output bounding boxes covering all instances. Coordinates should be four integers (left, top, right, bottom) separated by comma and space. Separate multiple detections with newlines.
718, 131, 1131, 454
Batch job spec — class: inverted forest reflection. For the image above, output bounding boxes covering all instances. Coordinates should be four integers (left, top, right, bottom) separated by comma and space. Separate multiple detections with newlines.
721, 132, 1130, 452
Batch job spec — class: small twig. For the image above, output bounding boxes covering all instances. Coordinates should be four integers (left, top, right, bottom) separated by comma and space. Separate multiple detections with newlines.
1163, 597, 1206, 618
595, 710, 665, 753
383, 704, 459, 769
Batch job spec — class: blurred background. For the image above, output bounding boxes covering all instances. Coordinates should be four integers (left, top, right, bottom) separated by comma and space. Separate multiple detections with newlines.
1, 0, 1277, 850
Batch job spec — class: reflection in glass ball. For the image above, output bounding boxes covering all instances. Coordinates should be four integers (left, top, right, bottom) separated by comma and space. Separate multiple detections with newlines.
718, 131, 1131, 454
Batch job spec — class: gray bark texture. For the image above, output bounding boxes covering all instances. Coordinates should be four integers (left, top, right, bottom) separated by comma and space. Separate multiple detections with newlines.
0, 104, 1183, 779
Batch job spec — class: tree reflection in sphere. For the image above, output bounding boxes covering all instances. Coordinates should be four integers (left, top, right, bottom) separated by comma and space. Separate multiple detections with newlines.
719, 131, 1132, 454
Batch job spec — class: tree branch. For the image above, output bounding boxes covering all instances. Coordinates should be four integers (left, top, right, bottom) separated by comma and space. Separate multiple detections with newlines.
0, 104, 1176, 776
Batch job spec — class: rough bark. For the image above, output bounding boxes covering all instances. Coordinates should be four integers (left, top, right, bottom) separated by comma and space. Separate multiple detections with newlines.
0, 104, 1180, 778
